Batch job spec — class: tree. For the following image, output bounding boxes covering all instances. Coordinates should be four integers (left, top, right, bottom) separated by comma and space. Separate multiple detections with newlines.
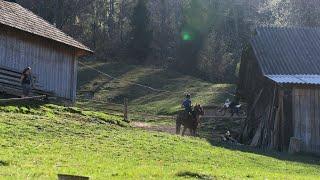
129, 0, 153, 63
175, 0, 212, 75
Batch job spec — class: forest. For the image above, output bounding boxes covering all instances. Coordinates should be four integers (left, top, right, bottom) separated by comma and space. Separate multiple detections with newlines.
15, 0, 320, 82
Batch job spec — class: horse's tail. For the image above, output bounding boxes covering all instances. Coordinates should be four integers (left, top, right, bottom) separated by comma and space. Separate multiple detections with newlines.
176, 113, 182, 135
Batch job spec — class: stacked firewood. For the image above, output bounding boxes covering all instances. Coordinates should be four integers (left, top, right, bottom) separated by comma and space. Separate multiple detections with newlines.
0, 66, 53, 97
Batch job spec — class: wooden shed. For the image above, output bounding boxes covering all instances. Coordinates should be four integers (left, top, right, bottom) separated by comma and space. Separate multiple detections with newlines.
239, 27, 320, 154
0, 0, 92, 101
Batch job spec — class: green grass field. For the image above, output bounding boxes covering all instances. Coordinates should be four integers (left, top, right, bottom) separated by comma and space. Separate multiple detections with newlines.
0, 104, 320, 179
0, 62, 320, 179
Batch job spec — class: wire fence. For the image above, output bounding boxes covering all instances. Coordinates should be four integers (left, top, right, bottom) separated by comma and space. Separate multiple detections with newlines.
77, 60, 238, 122
77, 96, 175, 122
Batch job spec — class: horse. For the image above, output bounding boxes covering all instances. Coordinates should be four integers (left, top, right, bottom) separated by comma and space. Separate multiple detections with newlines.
176, 104, 204, 136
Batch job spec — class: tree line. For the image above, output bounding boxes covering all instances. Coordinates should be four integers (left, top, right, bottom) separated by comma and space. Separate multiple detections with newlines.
15, 0, 320, 82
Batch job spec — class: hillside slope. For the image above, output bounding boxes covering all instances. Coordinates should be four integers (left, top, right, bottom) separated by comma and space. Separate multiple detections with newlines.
0, 105, 319, 179
77, 61, 234, 116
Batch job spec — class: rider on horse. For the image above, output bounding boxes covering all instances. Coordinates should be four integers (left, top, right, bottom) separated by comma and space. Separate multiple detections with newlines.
182, 94, 195, 118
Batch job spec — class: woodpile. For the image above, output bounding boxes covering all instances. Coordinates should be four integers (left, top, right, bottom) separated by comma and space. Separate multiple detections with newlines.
0, 66, 53, 97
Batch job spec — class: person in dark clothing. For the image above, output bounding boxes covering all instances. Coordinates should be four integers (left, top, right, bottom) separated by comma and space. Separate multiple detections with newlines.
229, 96, 240, 116
182, 94, 194, 118
21, 67, 33, 97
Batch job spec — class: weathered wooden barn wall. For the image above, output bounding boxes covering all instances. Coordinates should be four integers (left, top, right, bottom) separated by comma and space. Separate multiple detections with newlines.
239, 46, 295, 151
292, 88, 320, 154
0, 26, 77, 101
239, 27, 320, 154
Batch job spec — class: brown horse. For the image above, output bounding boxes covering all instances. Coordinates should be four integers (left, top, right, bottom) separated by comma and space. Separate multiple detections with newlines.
176, 104, 204, 136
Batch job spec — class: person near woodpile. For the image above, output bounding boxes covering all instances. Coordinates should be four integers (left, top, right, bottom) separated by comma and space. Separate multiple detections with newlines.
21, 67, 33, 97
229, 96, 240, 116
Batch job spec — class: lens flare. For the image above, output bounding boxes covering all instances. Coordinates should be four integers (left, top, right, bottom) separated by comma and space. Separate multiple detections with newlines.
182, 31, 192, 41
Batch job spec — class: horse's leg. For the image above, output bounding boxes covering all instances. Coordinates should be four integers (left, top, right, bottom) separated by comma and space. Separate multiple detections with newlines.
193, 128, 197, 137
189, 128, 193, 136
182, 126, 187, 136
176, 120, 181, 135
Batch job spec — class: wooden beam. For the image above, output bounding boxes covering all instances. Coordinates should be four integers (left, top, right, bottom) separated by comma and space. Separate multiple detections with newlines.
200, 116, 247, 119
0, 95, 47, 103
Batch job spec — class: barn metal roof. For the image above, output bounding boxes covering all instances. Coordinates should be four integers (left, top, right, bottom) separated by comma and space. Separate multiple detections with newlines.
251, 27, 320, 75
266, 75, 320, 85
0, 0, 92, 54
251, 27, 320, 85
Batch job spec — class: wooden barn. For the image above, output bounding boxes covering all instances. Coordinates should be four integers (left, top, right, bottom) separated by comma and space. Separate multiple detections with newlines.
239, 27, 320, 154
0, 0, 92, 102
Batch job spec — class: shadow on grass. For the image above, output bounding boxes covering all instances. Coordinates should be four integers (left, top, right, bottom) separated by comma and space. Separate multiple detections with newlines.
111, 69, 230, 111
176, 171, 215, 180
0, 160, 9, 166
0, 99, 47, 109
110, 70, 175, 102
77, 62, 136, 87
207, 141, 320, 166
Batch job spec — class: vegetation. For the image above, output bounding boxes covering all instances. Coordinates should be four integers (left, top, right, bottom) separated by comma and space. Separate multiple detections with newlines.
16, 0, 320, 82
129, 0, 152, 63
0, 104, 320, 179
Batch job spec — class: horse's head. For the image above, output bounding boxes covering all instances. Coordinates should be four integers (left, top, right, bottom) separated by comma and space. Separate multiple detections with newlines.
194, 104, 204, 116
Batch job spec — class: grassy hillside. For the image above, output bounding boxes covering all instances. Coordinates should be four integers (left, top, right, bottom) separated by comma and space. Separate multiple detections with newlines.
77, 61, 234, 116
1, 62, 319, 179
0, 104, 320, 179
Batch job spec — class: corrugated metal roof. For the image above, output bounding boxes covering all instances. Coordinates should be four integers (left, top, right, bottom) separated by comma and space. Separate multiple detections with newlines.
251, 27, 320, 75
266, 75, 320, 85
0, 0, 92, 53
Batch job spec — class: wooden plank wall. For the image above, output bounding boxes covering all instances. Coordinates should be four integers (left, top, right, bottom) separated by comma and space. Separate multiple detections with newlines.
293, 88, 320, 154
0, 27, 76, 100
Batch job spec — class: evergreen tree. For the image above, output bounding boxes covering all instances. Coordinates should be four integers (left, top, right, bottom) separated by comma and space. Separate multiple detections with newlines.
175, 0, 209, 75
129, 0, 152, 63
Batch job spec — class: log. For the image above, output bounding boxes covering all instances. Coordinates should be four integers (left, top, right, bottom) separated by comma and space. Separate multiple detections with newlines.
248, 88, 264, 115
0, 95, 47, 103
288, 137, 303, 154
250, 120, 263, 146
271, 106, 281, 149
241, 88, 264, 143
58, 174, 89, 180
200, 116, 247, 119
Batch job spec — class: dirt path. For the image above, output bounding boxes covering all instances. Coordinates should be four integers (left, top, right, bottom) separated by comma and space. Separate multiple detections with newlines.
131, 121, 176, 134
131, 121, 195, 136
131, 107, 244, 140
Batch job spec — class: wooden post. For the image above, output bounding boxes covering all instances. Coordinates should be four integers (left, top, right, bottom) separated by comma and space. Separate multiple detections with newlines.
288, 137, 302, 154
124, 98, 129, 122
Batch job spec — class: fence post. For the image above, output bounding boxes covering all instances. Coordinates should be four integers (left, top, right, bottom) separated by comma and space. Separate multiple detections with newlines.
124, 98, 129, 122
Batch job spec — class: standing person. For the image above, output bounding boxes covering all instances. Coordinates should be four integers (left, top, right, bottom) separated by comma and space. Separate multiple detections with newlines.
229, 96, 240, 116
21, 67, 33, 97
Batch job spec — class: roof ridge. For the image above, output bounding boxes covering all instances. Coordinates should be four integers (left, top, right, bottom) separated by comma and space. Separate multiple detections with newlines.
15, 3, 75, 41
256, 25, 320, 31
14, 3, 92, 52
0, 0, 15, 4
0, 0, 92, 53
